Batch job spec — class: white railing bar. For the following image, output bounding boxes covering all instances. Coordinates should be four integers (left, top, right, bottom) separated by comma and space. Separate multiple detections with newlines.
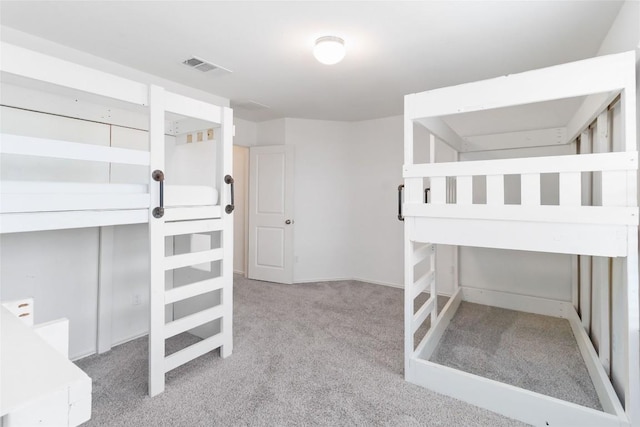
164, 332, 224, 373
1, 134, 150, 165
163, 219, 223, 237
164, 248, 223, 271
164, 277, 224, 305
404, 204, 638, 226
413, 296, 435, 332
413, 270, 435, 300
412, 243, 434, 266
164, 305, 224, 339
404, 151, 636, 178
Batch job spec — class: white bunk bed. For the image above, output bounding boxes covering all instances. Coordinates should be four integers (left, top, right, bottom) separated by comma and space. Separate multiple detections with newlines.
402, 51, 638, 426
0, 42, 234, 422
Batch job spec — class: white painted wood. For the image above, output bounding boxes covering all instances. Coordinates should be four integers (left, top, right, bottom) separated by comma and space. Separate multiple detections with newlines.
0, 209, 148, 234
410, 216, 628, 257
164, 219, 223, 236
1, 298, 34, 325
164, 248, 224, 271
520, 173, 540, 206
412, 296, 435, 332
164, 332, 224, 373
1, 181, 148, 195
0, 193, 149, 213
164, 305, 224, 339
404, 151, 636, 178
429, 177, 446, 204
566, 309, 626, 418
0, 42, 148, 106
571, 255, 579, 311
406, 51, 634, 119
33, 318, 69, 358
1, 133, 150, 165
411, 242, 433, 266
164, 277, 224, 305
414, 117, 465, 152
163, 205, 222, 221
461, 287, 570, 318
407, 358, 626, 427
164, 185, 218, 207
148, 84, 165, 397
218, 106, 234, 358
463, 127, 567, 152
566, 93, 619, 144
0, 307, 92, 422
416, 288, 462, 360
248, 145, 295, 284
412, 270, 435, 299
602, 171, 628, 206
624, 228, 640, 424
485, 175, 504, 205
403, 234, 415, 377
579, 255, 593, 334
404, 203, 637, 226
403, 100, 414, 166
455, 176, 472, 205
559, 172, 581, 206
164, 91, 222, 125
97, 226, 114, 354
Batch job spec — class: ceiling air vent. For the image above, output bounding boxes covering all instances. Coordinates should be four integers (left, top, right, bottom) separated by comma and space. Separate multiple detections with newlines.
182, 56, 231, 74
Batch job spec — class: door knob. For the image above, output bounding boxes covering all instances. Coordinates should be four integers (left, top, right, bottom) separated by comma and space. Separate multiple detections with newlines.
285, 219, 294, 225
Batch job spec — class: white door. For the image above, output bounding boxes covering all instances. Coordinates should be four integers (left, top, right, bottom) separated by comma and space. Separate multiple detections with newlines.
248, 145, 294, 284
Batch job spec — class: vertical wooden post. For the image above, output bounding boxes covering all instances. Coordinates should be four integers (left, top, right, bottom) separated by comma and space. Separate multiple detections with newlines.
579, 130, 592, 333
220, 107, 234, 358
148, 84, 165, 397
97, 226, 114, 354
403, 106, 415, 379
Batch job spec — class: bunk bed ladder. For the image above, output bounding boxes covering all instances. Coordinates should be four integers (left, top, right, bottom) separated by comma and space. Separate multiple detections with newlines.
148, 85, 234, 397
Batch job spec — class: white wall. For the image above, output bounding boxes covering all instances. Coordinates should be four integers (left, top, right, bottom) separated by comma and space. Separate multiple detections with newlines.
233, 146, 249, 275
349, 116, 405, 288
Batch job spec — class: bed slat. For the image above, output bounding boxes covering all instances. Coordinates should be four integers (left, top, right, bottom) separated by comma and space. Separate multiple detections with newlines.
521, 173, 540, 206
165, 277, 224, 305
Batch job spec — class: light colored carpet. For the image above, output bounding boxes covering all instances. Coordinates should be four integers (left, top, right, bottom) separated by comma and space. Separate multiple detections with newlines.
76, 276, 527, 426
430, 302, 602, 410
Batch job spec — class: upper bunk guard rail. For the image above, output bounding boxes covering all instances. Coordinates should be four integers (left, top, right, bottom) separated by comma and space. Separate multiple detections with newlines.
403, 151, 638, 226
0, 134, 151, 165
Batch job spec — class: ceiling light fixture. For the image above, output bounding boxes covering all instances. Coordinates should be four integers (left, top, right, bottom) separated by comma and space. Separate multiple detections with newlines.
313, 36, 345, 65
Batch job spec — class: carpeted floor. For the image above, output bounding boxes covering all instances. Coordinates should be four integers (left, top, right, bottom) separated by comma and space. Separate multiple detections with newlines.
431, 302, 601, 410
77, 277, 547, 426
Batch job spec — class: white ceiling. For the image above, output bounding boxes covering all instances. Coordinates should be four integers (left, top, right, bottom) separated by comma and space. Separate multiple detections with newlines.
0, 1, 624, 123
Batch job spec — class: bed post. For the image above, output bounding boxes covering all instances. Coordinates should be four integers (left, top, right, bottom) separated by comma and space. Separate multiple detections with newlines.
148, 84, 166, 397
219, 107, 234, 359
403, 95, 414, 379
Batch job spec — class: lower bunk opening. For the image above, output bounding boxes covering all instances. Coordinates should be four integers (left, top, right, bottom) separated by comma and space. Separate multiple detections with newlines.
406, 243, 629, 426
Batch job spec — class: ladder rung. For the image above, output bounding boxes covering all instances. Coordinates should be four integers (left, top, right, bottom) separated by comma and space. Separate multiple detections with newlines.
164, 332, 224, 373
164, 248, 223, 271
413, 243, 434, 265
165, 305, 224, 339
412, 270, 435, 299
165, 277, 225, 305
413, 296, 435, 332
164, 219, 223, 236
164, 206, 222, 222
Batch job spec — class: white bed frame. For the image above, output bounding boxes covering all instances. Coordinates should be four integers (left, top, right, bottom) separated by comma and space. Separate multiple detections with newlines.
0, 42, 234, 422
403, 51, 638, 426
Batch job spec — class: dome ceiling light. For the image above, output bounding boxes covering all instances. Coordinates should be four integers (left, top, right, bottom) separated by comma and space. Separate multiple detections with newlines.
313, 36, 346, 65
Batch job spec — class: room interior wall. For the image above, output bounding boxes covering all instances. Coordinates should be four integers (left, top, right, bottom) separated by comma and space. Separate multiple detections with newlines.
233, 145, 249, 275
349, 116, 405, 288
